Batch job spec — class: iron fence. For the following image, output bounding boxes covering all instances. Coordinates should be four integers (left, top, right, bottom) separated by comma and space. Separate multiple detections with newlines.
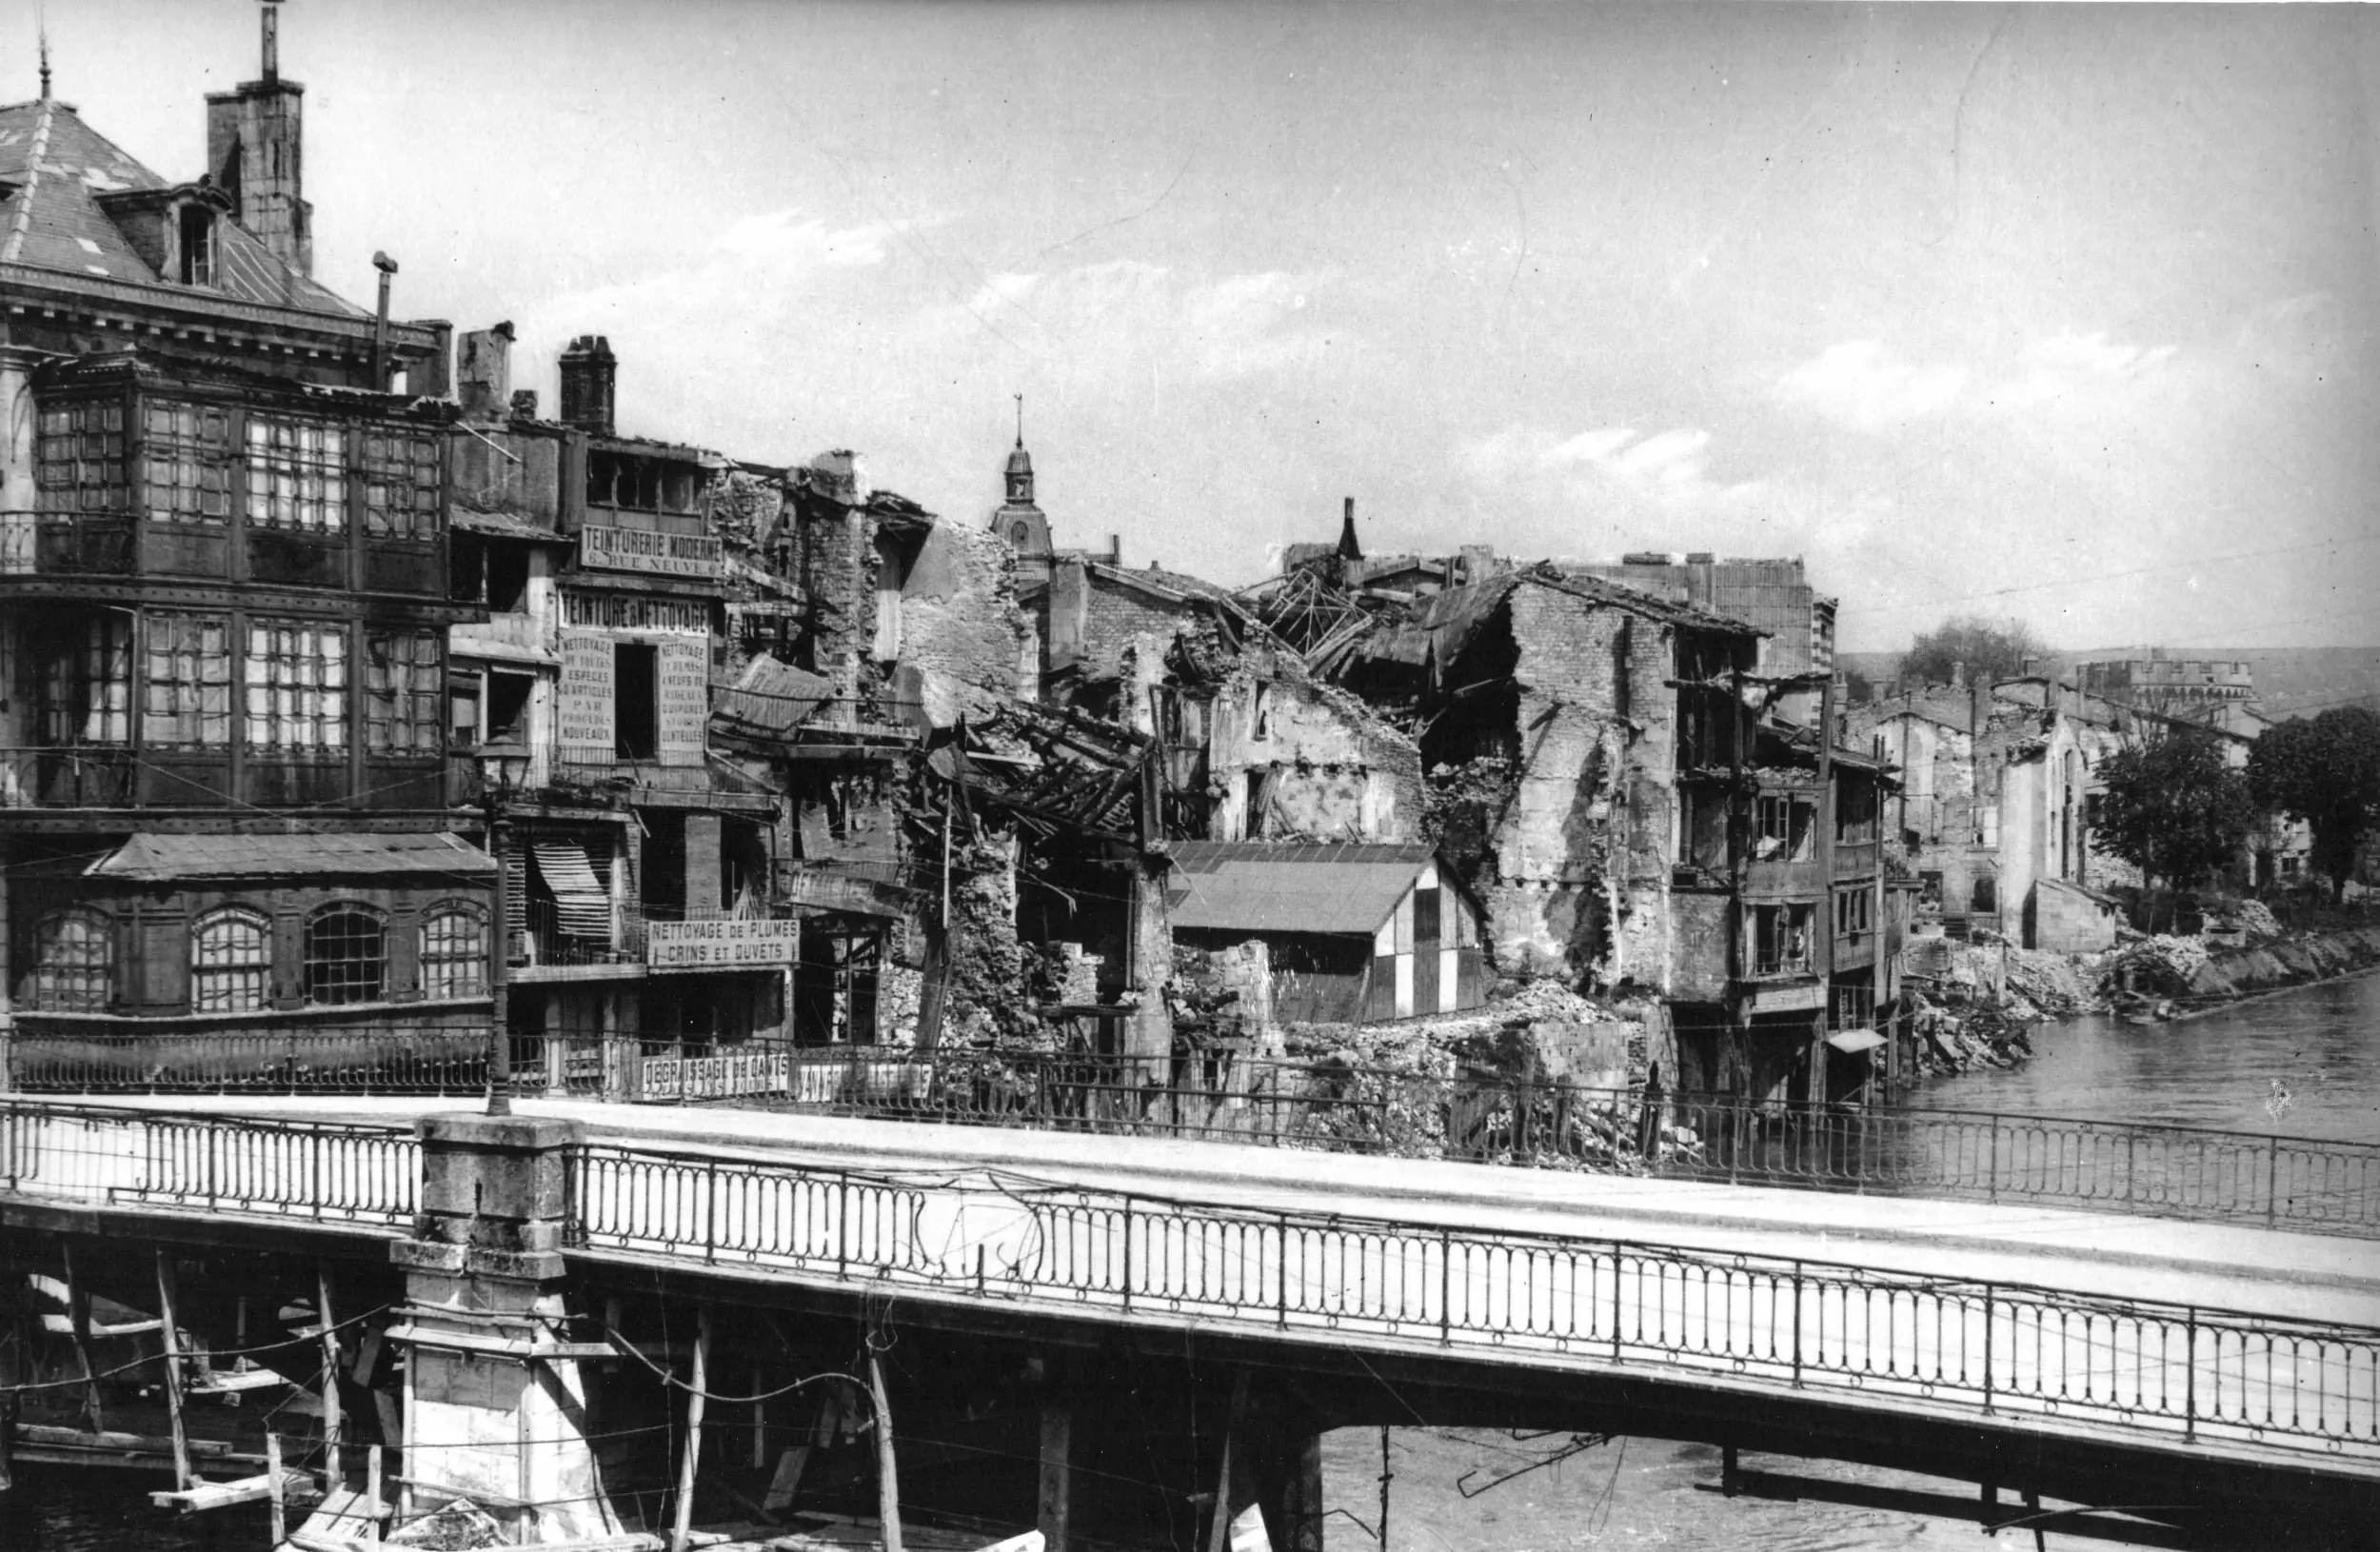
12, 1033, 2377, 1237
564, 1140, 2380, 1464
0, 1098, 419, 1226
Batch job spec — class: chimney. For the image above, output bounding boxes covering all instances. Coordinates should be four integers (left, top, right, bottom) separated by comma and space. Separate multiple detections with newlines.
558, 336, 617, 437
1336, 496, 1362, 562
205, 1, 311, 275
509, 389, 539, 420
457, 322, 517, 424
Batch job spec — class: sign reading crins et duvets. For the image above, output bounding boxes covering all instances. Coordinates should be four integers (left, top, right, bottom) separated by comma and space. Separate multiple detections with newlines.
581, 520, 724, 578
646, 917, 801, 967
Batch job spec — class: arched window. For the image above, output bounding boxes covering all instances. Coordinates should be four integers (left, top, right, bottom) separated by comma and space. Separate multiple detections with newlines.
420, 905, 486, 1001
30, 908, 112, 1010
191, 907, 272, 1013
305, 906, 386, 1005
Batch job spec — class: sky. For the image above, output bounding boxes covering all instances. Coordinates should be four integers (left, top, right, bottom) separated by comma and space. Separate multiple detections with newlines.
20, 1, 2380, 654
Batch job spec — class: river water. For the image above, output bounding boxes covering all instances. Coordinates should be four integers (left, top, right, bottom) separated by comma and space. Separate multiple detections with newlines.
11, 973, 2375, 1551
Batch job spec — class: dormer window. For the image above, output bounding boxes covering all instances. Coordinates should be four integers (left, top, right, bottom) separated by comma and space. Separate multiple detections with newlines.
178, 203, 216, 287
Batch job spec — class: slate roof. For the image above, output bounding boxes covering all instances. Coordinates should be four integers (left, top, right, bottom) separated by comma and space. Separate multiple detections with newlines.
0, 98, 365, 318
1166, 841, 1444, 936
711, 655, 836, 744
88, 831, 496, 882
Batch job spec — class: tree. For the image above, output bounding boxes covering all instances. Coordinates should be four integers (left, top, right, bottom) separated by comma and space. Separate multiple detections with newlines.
2248, 706, 2380, 903
1898, 615, 2051, 689
2095, 725, 2258, 923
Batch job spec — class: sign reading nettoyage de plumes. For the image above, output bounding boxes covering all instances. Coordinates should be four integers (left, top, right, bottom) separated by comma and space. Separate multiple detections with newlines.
646, 917, 801, 967
580, 520, 724, 579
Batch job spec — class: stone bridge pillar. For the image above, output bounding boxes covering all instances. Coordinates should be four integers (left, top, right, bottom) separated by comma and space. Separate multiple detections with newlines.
387, 1114, 619, 1542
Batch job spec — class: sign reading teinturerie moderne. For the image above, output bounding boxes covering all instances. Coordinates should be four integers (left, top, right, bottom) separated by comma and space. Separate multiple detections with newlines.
645, 918, 800, 967
580, 520, 724, 578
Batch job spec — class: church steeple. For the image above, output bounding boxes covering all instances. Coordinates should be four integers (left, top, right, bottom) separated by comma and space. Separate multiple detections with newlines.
990, 395, 1053, 582
1004, 394, 1035, 506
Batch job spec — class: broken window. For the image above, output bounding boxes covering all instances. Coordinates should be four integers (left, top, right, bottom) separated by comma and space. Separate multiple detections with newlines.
141, 400, 234, 524
29, 907, 112, 1011
1750, 903, 1814, 976
362, 428, 442, 540
1834, 889, 1872, 941
586, 450, 701, 513
613, 643, 658, 759
190, 906, 270, 1013
41, 613, 132, 746
304, 905, 386, 1005
1752, 795, 1815, 862
177, 204, 215, 287
36, 399, 129, 516
143, 612, 231, 747
365, 629, 443, 753
486, 540, 530, 612
486, 670, 533, 748
1971, 874, 1998, 914
244, 618, 347, 750
245, 413, 348, 532
1835, 778, 1878, 844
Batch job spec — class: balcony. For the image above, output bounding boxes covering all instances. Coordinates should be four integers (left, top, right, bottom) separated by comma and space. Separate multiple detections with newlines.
0, 746, 445, 814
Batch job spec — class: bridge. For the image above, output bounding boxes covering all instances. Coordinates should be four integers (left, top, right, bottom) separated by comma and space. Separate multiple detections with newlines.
1, 1087, 2375, 1552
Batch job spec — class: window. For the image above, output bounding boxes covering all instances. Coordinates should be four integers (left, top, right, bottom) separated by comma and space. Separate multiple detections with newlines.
486, 541, 529, 612
36, 400, 129, 515
420, 905, 486, 1000
245, 413, 348, 532
305, 906, 385, 1005
1834, 889, 1872, 940
486, 671, 532, 748
42, 614, 132, 745
29, 908, 112, 1010
190, 907, 270, 1013
141, 401, 234, 524
365, 630, 443, 754
245, 619, 347, 750
145, 612, 233, 746
586, 451, 699, 512
614, 642, 658, 759
1971, 875, 1998, 914
1751, 904, 1814, 976
177, 204, 215, 286
449, 671, 483, 749
1753, 796, 1815, 862
362, 428, 441, 540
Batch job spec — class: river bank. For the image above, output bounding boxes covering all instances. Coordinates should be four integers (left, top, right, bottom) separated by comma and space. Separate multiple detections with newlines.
1908, 917, 2380, 1076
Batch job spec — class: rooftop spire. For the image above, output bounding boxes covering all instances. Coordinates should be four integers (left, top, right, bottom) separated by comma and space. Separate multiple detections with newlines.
262, 0, 280, 85
1013, 391, 1024, 449
37, 9, 50, 98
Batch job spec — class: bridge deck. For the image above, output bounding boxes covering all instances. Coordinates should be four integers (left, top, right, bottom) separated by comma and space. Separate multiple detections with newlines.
89, 1094, 2380, 1328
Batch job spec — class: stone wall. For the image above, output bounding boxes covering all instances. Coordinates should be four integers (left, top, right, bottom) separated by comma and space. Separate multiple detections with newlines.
1208, 662, 1422, 843
900, 519, 1033, 726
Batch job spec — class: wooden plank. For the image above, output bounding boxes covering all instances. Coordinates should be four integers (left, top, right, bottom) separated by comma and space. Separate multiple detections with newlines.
61, 1243, 105, 1434
155, 1251, 191, 1491
318, 1263, 344, 1489
269, 1434, 288, 1546
16, 1423, 233, 1456
671, 1305, 712, 1552
868, 1348, 903, 1552
149, 1468, 313, 1514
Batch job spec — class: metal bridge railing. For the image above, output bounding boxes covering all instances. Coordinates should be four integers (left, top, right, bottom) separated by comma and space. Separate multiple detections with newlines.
563, 1139, 2380, 1465
0, 1099, 2370, 1467
0, 1098, 419, 1228
13, 1036, 2380, 1237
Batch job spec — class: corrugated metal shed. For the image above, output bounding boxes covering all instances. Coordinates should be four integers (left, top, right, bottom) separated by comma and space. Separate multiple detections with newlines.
88, 831, 497, 881
1166, 842, 1440, 935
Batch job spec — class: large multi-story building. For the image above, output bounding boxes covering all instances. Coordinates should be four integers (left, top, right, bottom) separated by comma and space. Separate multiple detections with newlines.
0, 26, 489, 1077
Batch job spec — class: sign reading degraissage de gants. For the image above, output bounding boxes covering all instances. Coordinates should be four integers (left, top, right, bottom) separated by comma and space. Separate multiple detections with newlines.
645, 917, 800, 967
580, 520, 724, 578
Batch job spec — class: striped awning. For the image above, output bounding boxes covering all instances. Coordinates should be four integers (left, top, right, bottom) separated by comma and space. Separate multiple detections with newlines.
531, 843, 612, 940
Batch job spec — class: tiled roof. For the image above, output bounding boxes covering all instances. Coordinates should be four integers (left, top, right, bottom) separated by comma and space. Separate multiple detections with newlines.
1166, 841, 1440, 936
0, 98, 365, 319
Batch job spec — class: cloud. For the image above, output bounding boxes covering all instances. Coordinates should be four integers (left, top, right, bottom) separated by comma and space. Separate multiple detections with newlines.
917, 261, 1336, 380
1775, 340, 1967, 433
1989, 329, 2177, 410
1458, 423, 1757, 507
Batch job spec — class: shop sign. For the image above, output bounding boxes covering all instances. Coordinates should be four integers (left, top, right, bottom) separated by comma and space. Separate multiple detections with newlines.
558, 629, 614, 761
581, 520, 723, 578
646, 916, 800, 967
